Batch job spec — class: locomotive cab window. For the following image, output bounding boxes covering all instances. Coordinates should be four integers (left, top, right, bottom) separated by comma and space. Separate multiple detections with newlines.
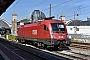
51, 23, 65, 32
44, 25, 48, 31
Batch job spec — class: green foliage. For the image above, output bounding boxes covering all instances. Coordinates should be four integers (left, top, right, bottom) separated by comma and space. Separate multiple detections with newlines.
70, 37, 76, 42
4, 34, 16, 41
71, 37, 83, 43
8, 35, 17, 41
71, 37, 74, 41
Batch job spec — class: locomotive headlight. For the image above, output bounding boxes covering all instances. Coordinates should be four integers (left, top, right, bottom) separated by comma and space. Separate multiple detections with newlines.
51, 34, 54, 39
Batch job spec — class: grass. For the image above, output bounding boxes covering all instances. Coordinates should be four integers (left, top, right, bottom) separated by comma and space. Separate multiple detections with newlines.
71, 37, 84, 43
4, 34, 17, 41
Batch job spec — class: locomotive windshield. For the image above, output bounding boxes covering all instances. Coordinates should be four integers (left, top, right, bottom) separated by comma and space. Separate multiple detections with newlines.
51, 23, 65, 32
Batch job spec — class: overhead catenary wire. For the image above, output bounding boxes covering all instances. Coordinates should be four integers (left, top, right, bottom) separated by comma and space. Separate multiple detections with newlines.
20, 0, 47, 18
32, 0, 47, 9
42, 0, 73, 11
19, 0, 90, 20
43, 0, 74, 15
2, 0, 89, 20
66, 5, 90, 19
9, 0, 22, 11
60, 5, 90, 18
54, 0, 84, 14
41, 0, 90, 20
19, 0, 88, 20
19, 0, 72, 19
1, 0, 22, 17
41, 0, 86, 19
40, 0, 84, 19
63, 5, 90, 14
19, 0, 72, 16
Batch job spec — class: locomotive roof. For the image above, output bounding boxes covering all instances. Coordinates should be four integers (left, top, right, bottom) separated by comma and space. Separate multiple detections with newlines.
18, 19, 64, 28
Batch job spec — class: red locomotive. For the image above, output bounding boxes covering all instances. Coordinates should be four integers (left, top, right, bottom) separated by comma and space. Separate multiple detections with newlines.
17, 17, 71, 50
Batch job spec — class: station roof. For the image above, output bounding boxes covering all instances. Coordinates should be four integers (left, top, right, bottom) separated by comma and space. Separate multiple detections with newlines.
67, 20, 90, 26
0, 18, 11, 28
0, 0, 15, 16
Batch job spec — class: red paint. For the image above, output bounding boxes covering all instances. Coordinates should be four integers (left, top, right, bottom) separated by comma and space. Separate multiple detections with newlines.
18, 20, 68, 40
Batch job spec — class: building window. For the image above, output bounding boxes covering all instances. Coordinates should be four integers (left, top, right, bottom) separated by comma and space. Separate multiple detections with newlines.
76, 28, 79, 31
70, 28, 72, 30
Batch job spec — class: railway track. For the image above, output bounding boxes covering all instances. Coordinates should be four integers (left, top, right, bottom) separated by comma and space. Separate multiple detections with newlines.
53, 50, 90, 60
70, 42, 90, 50
22, 43, 90, 60
0, 38, 71, 60
21, 42, 90, 60
1, 38, 90, 60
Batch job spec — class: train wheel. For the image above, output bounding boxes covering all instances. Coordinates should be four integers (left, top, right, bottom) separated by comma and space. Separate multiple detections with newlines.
37, 42, 41, 47
58, 44, 63, 51
21, 39, 25, 43
41, 43, 44, 48
33, 42, 37, 47
16, 39, 21, 43
43, 44, 47, 50
47, 47, 53, 51
16, 40, 19, 43
53, 46, 58, 50
37, 42, 39, 47
66, 44, 70, 46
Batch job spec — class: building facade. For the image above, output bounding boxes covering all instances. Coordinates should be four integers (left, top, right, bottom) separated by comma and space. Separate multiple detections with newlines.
0, 18, 11, 35
66, 19, 90, 35
11, 13, 17, 36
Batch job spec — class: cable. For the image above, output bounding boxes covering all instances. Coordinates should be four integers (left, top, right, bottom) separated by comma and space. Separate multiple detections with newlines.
47, 0, 84, 17
42, 0, 72, 11
1, 0, 22, 17
55, 0, 84, 13
44, 0, 81, 15
53, 0, 90, 20
20, 0, 47, 17
32, 0, 47, 8
66, 9, 90, 20
64, 5, 90, 14
7, 0, 22, 11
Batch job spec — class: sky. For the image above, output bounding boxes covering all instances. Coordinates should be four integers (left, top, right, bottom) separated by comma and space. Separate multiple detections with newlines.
0, 0, 90, 23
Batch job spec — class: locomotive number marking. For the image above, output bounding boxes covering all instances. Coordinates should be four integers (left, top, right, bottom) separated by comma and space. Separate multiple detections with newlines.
32, 30, 37, 35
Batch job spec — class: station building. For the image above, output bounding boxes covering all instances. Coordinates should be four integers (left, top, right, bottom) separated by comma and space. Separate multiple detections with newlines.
0, 0, 15, 35
0, 18, 11, 35
60, 14, 90, 35
66, 18, 90, 35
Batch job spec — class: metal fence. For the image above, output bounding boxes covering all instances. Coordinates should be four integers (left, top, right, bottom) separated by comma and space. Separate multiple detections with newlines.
68, 34, 90, 39
68, 34, 90, 43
